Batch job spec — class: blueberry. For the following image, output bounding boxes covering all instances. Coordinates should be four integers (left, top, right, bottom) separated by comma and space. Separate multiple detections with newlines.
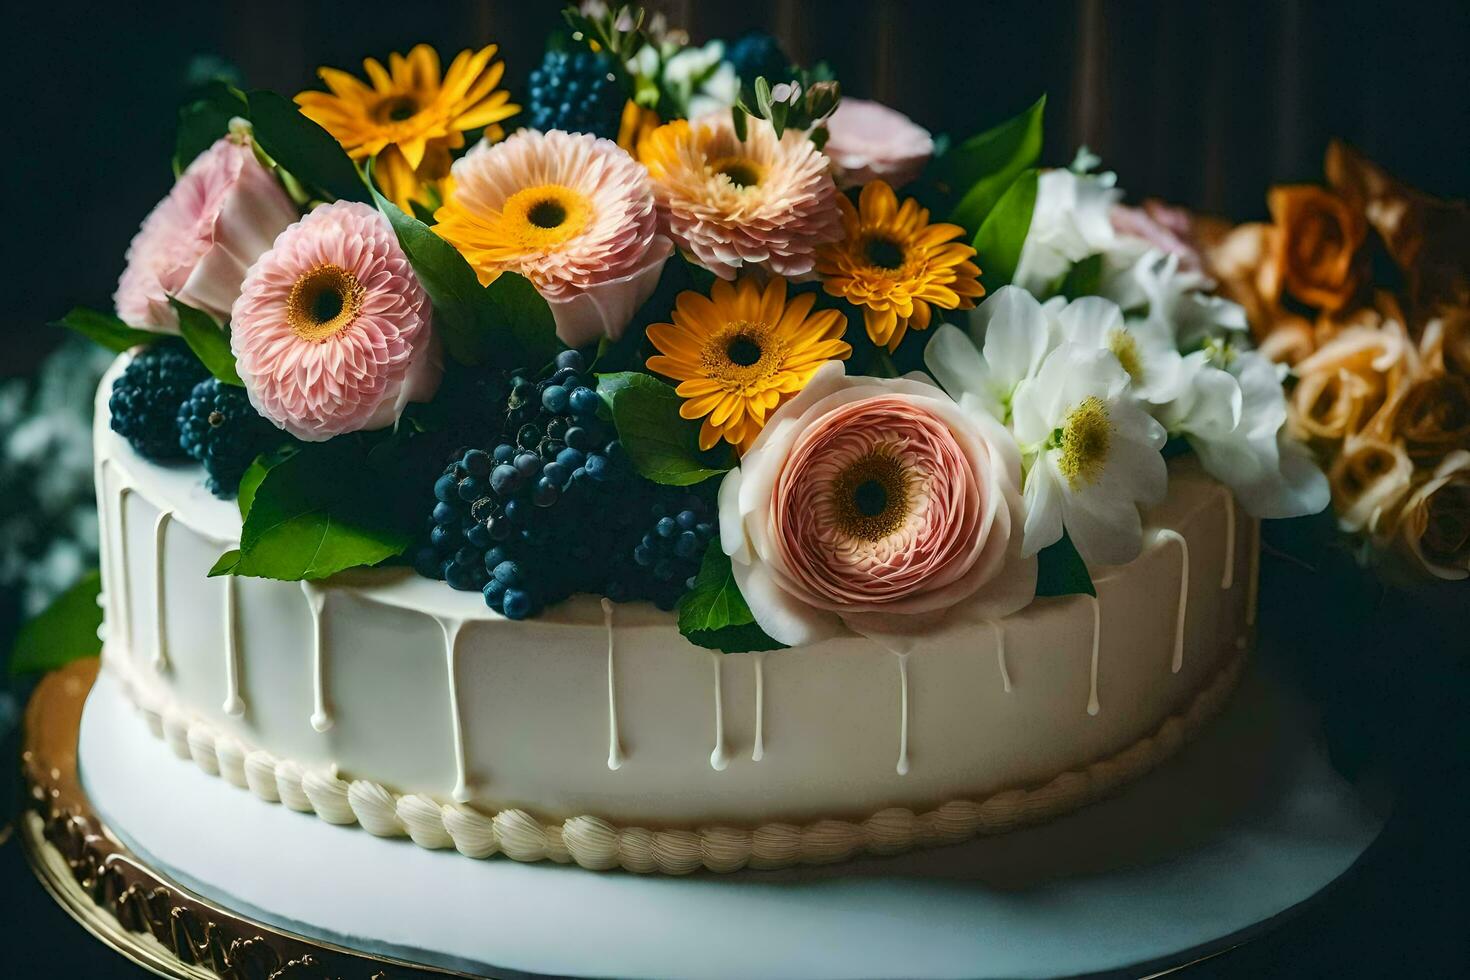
455, 545, 481, 567
487, 515, 514, 541
543, 461, 569, 486
457, 477, 485, 501
696, 521, 716, 538
542, 385, 570, 413
585, 453, 611, 481
533, 478, 560, 507
633, 543, 653, 567
428, 524, 456, 549
466, 523, 492, 549
604, 440, 625, 463
569, 387, 600, 416
501, 588, 532, 620
432, 501, 457, 524
490, 464, 521, 496
462, 449, 492, 478
493, 560, 525, 586
505, 498, 527, 524
555, 349, 586, 372
433, 473, 459, 503
445, 561, 480, 591
483, 546, 509, 572
675, 530, 701, 558
482, 578, 506, 606
557, 447, 585, 469
413, 548, 442, 578
653, 558, 675, 581
493, 443, 516, 463
676, 509, 698, 530
565, 425, 592, 451
514, 451, 542, 477
656, 516, 677, 538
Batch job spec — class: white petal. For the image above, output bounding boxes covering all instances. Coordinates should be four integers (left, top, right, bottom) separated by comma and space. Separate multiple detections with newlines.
1021, 461, 1064, 557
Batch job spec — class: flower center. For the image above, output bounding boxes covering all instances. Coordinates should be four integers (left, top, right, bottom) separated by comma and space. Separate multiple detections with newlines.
286, 264, 366, 343
1108, 328, 1144, 384
701, 322, 785, 388
863, 235, 907, 270
709, 156, 763, 189
1054, 395, 1113, 490
500, 185, 593, 249
831, 449, 911, 541
374, 95, 419, 124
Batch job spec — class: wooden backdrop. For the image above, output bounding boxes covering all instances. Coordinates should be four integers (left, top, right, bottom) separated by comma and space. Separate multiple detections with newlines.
11, 0, 1469, 375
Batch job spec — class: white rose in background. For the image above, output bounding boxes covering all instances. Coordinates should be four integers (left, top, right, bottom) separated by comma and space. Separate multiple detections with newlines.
114, 131, 298, 332
1012, 168, 1140, 296
719, 362, 1034, 651
1011, 343, 1168, 565
822, 98, 934, 190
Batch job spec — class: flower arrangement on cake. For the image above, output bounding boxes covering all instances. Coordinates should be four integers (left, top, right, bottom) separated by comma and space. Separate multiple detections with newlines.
1193, 143, 1470, 581
46, 2, 1332, 659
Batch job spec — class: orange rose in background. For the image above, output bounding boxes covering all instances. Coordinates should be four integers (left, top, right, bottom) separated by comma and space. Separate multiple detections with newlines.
1397, 451, 1470, 580
1327, 435, 1415, 534
1268, 185, 1367, 312
1394, 373, 1470, 463
1290, 325, 1410, 442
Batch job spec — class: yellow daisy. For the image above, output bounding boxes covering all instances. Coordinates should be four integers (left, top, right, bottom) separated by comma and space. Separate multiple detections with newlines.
816, 180, 985, 352
295, 44, 519, 211
616, 100, 659, 163
647, 278, 851, 454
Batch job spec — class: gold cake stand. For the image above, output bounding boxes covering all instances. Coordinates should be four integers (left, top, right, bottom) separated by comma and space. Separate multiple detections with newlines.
17, 658, 1258, 979
17, 658, 476, 980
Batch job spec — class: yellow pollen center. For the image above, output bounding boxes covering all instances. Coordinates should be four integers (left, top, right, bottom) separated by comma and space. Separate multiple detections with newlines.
700, 322, 785, 389
831, 449, 911, 541
1056, 396, 1113, 490
499, 185, 593, 249
1108, 329, 1144, 384
286, 264, 366, 343
709, 156, 764, 189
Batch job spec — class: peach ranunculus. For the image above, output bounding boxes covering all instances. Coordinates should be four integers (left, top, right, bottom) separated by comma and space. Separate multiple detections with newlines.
1395, 450, 1470, 580
718, 362, 1035, 651
1291, 324, 1412, 443
115, 132, 299, 333
1327, 434, 1415, 534
1267, 185, 1367, 312
821, 98, 934, 190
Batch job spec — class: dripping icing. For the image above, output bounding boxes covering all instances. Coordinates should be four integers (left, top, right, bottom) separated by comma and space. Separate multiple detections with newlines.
1087, 596, 1101, 716
896, 652, 911, 775
221, 575, 244, 716
1156, 529, 1190, 673
438, 616, 471, 802
1219, 488, 1236, 589
752, 652, 766, 762
151, 509, 173, 672
709, 652, 729, 771
300, 582, 332, 733
1246, 519, 1261, 626
990, 620, 1011, 693
602, 599, 624, 771
108, 463, 135, 657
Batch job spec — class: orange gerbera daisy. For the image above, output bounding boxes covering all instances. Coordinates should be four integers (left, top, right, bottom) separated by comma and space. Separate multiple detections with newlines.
647, 277, 850, 453
295, 44, 519, 211
817, 181, 985, 351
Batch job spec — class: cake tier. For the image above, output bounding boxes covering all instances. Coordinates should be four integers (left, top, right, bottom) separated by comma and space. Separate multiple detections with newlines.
93, 355, 1256, 871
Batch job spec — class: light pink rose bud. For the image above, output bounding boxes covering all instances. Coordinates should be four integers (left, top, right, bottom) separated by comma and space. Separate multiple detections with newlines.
114, 134, 299, 332
822, 98, 934, 190
1110, 200, 1203, 273
720, 362, 1035, 650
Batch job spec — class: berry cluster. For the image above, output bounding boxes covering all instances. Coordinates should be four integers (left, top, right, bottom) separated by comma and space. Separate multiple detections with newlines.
725, 31, 793, 87
525, 49, 623, 139
177, 378, 278, 497
109, 339, 209, 460
413, 350, 720, 618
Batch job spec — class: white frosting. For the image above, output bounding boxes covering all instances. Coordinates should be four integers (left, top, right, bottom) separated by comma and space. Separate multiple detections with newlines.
1154, 529, 1190, 674
91, 354, 1256, 843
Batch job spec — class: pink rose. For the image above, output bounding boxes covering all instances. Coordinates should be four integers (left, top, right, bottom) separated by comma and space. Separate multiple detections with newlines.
114, 134, 299, 332
822, 98, 934, 190
1110, 200, 1204, 273
719, 362, 1035, 650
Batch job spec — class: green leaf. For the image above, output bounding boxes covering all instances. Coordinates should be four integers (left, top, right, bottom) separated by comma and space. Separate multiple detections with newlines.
1057, 253, 1104, 300
237, 446, 296, 519
174, 81, 248, 174
170, 298, 242, 386
370, 179, 559, 369
247, 89, 369, 203
1035, 530, 1096, 598
208, 550, 241, 577
677, 543, 786, 653
972, 168, 1038, 293
220, 442, 416, 581
596, 373, 733, 486
53, 307, 159, 353
9, 571, 102, 675
939, 95, 1046, 236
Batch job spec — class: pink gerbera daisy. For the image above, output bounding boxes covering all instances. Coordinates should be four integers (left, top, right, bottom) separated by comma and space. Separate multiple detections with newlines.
231, 201, 439, 441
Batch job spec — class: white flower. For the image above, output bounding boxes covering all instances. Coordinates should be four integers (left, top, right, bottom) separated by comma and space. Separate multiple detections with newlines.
1105, 249, 1248, 349
1051, 295, 1185, 405
1162, 347, 1329, 519
1011, 343, 1168, 565
925, 285, 1056, 419
660, 41, 739, 119
1012, 168, 1140, 296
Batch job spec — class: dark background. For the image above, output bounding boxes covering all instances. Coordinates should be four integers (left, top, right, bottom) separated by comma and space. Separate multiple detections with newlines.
4, 1, 1468, 977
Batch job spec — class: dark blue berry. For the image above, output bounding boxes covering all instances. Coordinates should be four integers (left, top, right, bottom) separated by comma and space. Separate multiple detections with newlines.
490, 464, 521, 496
462, 449, 492, 478
656, 516, 677, 538
543, 461, 569, 486
533, 478, 560, 507
501, 588, 532, 620
434, 472, 459, 503
565, 426, 593, 451
493, 443, 516, 463
176, 376, 277, 497
675, 530, 700, 558
542, 385, 570, 413
111, 339, 209, 461
493, 560, 525, 586
483, 578, 507, 606
555, 349, 586, 372
445, 561, 481, 591
725, 31, 792, 86
457, 477, 484, 501
569, 387, 600, 416
429, 524, 456, 549
527, 49, 623, 138
585, 453, 611, 481
514, 452, 542, 477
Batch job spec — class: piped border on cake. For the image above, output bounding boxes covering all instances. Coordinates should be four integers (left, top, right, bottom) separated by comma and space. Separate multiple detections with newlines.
106, 648, 1246, 875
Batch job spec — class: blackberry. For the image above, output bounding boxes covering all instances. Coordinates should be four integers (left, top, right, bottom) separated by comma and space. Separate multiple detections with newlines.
526, 49, 622, 139
725, 31, 793, 87
176, 378, 279, 498
607, 489, 718, 610
109, 339, 209, 460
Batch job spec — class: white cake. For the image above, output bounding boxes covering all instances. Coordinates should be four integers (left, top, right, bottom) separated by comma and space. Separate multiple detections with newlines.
93, 355, 1253, 873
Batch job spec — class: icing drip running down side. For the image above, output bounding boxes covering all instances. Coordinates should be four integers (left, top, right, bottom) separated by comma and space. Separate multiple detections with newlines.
1155, 529, 1190, 674
709, 653, 730, 772
751, 653, 766, 763
1087, 596, 1102, 717
300, 582, 332, 733
221, 575, 245, 717
602, 599, 624, 772
438, 616, 472, 803
1219, 487, 1236, 590
991, 620, 1011, 693
895, 653, 911, 776
151, 509, 172, 672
